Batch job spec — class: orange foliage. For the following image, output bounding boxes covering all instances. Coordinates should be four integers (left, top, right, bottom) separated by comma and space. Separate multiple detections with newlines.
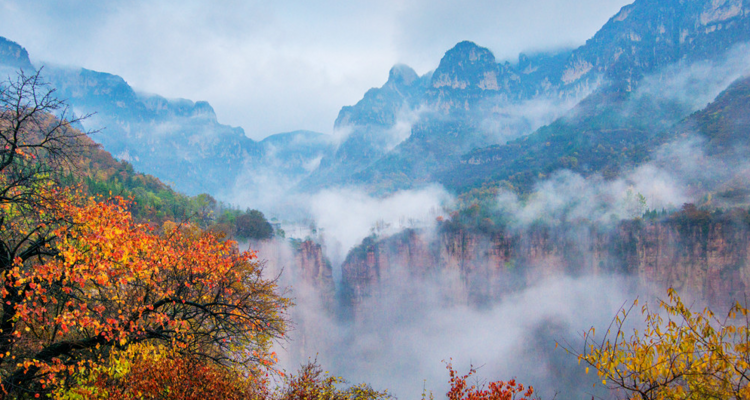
1, 191, 289, 396
445, 362, 536, 400
63, 346, 265, 400
0, 71, 289, 397
115, 356, 260, 400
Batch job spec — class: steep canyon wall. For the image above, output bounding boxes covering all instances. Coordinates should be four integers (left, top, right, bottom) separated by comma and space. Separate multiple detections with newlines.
338, 213, 750, 314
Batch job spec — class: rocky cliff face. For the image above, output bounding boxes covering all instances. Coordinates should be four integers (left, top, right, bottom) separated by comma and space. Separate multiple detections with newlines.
425, 41, 520, 113
339, 213, 750, 314
252, 238, 336, 362
513, 0, 750, 96
293, 240, 336, 298
335, 64, 427, 129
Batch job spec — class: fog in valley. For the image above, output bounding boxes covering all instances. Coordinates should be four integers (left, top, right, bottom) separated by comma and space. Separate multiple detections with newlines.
228, 45, 750, 399
5, 0, 750, 398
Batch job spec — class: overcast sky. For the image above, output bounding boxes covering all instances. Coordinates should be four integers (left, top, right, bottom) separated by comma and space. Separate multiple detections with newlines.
0, 0, 632, 140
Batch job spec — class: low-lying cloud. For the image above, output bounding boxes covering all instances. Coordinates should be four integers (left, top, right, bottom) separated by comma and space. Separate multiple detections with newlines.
632, 42, 750, 113
308, 185, 450, 264
495, 166, 686, 229
273, 271, 650, 400
246, 23, 750, 400
480, 94, 591, 146
492, 131, 749, 230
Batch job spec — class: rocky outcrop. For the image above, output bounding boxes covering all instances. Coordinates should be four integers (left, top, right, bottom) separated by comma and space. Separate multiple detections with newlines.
0, 37, 33, 72
425, 41, 520, 113
334, 64, 427, 129
527, 0, 750, 95
254, 210, 750, 320
252, 238, 336, 362
299, 64, 430, 192
294, 240, 335, 298
620, 216, 750, 305
340, 214, 750, 314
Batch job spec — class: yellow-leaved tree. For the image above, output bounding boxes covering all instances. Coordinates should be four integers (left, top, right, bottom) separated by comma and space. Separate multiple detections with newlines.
574, 288, 750, 399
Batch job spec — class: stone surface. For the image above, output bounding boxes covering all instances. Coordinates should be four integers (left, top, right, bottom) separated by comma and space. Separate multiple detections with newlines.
338, 216, 750, 315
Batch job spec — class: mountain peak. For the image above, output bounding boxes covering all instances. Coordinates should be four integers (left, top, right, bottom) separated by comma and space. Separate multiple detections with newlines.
192, 101, 217, 120
0, 36, 34, 71
425, 40, 509, 115
430, 41, 501, 93
387, 64, 418, 87
442, 41, 496, 66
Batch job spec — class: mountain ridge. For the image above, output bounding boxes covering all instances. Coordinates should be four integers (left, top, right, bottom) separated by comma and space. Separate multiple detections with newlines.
311, 0, 750, 195
0, 42, 334, 199
2, 0, 749, 204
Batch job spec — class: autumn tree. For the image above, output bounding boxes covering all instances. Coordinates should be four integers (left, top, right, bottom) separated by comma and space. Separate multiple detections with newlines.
3, 196, 288, 395
0, 70, 89, 324
574, 288, 750, 399
0, 69, 91, 397
0, 71, 290, 397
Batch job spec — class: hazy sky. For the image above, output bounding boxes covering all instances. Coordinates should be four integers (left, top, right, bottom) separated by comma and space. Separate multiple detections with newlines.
1, 0, 632, 140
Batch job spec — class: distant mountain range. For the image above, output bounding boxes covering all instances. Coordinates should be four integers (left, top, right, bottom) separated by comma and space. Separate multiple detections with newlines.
0, 36, 333, 197
320, 0, 750, 195
1, 0, 749, 203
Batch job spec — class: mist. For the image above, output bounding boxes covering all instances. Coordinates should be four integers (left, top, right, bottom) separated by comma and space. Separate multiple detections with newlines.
479, 92, 593, 146
220, 21, 750, 400
265, 243, 656, 400
631, 42, 750, 113
4, 0, 750, 398
257, 132, 727, 399
307, 185, 449, 266
257, 148, 717, 399
494, 151, 693, 230
248, 143, 703, 399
